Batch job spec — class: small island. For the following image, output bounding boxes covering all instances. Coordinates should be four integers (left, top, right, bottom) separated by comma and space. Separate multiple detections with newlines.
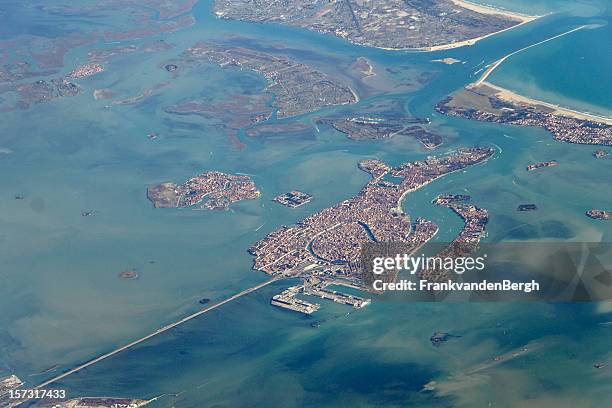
0, 374, 22, 395
526, 160, 558, 172
430, 332, 461, 346
518, 204, 538, 211
586, 209, 611, 220
147, 171, 260, 210
594, 149, 609, 158
432, 58, 462, 65
118, 269, 139, 280
274, 191, 313, 208
68, 63, 104, 79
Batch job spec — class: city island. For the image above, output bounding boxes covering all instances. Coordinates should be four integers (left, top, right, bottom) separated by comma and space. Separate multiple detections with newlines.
213, 0, 536, 51
420, 194, 488, 283
248, 147, 495, 313
147, 171, 260, 210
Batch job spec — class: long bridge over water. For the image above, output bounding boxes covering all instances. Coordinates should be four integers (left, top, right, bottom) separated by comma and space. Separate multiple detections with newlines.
33, 277, 283, 390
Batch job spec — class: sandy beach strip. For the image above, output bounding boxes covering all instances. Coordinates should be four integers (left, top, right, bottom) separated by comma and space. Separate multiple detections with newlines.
450, 0, 537, 22
404, 0, 540, 52
479, 81, 612, 125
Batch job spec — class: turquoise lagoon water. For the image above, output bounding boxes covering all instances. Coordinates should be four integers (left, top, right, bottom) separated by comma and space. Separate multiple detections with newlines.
0, 0, 611, 406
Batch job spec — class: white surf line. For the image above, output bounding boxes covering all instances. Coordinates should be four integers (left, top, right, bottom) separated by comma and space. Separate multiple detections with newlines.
474, 25, 587, 86
33, 277, 282, 390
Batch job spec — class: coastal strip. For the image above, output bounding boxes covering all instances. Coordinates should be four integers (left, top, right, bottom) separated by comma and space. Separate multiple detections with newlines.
33, 277, 281, 390
450, 0, 535, 20
477, 81, 612, 125
214, 0, 538, 52
435, 25, 612, 144
414, 1, 539, 52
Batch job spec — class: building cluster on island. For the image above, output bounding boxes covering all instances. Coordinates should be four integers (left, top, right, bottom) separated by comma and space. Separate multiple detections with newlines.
213, 0, 523, 50
40, 397, 151, 408
67, 63, 104, 79
2, 76, 81, 110
586, 210, 611, 220
436, 85, 612, 146
420, 194, 489, 283
147, 171, 260, 210
526, 160, 558, 172
274, 191, 313, 208
316, 115, 442, 148
0, 374, 22, 402
180, 42, 357, 118
248, 148, 495, 313
593, 149, 609, 158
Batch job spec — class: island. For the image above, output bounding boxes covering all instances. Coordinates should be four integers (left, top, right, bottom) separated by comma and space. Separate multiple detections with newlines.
435, 26, 612, 147
147, 171, 260, 210
586, 210, 611, 220
245, 123, 314, 140
213, 0, 535, 51
316, 115, 442, 148
179, 42, 358, 118
40, 397, 151, 407
432, 58, 462, 65
118, 269, 139, 280
274, 191, 313, 208
526, 160, 558, 172
67, 63, 104, 79
518, 204, 538, 211
594, 149, 609, 158
436, 83, 612, 146
420, 195, 488, 283
1, 76, 81, 111
0, 374, 22, 398
430, 332, 461, 346
249, 147, 494, 292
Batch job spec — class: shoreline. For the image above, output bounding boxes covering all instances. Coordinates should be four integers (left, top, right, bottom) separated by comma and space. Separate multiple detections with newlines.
407, 1, 540, 52
340, 1, 541, 52
463, 23, 612, 125
475, 81, 612, 125
450, 0, 536, 21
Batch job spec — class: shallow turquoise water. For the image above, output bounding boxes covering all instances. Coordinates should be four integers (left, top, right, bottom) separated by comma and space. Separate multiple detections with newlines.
0, 0, 611, 406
